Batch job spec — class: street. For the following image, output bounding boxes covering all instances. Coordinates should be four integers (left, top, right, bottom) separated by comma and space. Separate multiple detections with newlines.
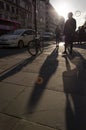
0, 41, 86, 130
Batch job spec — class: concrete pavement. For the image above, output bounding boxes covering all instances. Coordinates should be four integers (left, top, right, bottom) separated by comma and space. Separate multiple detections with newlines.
0, 41, 86, 130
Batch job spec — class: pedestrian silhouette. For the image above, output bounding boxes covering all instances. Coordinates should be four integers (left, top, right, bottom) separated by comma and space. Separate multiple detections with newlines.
78, 26, 85, 44
63, 12, 76, 54
55, 25, 61, 48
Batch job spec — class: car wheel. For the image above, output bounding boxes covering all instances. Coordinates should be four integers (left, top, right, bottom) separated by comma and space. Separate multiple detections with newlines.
18, 40, 24, 48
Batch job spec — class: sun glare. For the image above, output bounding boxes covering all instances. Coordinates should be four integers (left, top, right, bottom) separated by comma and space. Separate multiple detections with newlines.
55, 2, 70, 19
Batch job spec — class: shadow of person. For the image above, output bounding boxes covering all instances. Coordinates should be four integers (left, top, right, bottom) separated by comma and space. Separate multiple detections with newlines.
27, 48, 59, 113
62, 51, 86, 130
0, 56, 36, 81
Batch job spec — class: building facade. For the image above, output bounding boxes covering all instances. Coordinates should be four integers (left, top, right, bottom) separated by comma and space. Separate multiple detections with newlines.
0, 0, 61, 35
0, 0, 33, 32
36, 0, 46, 33
45, 2, 59, 33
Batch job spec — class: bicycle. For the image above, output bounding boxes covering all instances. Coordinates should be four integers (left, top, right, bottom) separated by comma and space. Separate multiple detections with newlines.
27, 36, 44, 56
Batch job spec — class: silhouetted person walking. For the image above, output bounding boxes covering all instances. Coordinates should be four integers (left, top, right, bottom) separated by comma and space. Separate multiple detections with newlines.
63, 12, 76, 54
78, 26, 85, 44
55, 25, 61, 47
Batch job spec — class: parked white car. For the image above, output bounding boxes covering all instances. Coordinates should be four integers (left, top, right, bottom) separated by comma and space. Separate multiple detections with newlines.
0, 29, 35, 48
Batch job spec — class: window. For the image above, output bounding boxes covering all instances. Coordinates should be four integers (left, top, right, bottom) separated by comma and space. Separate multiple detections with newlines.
0, 1, 4, 9
11, 6, 15, 13
0, 13, 2, 18
13, 0, 16, 3
6, 4, 10, 11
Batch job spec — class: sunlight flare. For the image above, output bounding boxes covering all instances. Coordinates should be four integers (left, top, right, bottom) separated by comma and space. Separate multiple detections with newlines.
55, 2, 71, 19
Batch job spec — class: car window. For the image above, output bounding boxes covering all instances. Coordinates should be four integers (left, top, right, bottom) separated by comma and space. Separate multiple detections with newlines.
8, 30, 23, 35
24, 30, 35, 35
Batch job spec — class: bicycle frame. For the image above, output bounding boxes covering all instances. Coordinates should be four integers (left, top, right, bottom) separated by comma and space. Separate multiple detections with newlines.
27, 35, 44, 56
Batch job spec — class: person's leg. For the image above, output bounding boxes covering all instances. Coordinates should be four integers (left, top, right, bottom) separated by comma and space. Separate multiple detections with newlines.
68, 41, 73, 54
65, 42, 67, 51
63, 42, 67, 53
63, 36, 68, 53
69, 35, 74, 54
56, 36, 59, 47
56, 36, 57, 45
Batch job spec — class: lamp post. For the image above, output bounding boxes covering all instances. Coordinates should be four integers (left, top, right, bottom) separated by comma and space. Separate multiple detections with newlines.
33, 0, 37, 36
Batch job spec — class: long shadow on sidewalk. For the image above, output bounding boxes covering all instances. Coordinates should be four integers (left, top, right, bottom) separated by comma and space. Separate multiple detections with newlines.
0, 56, 36, 81
0, 47, 27, 58
62, 50, 86, 130
27, 47, 59, 113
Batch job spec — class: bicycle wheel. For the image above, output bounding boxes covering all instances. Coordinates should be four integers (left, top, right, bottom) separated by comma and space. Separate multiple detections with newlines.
27, 40, 37, 56
39, 40, 44, 53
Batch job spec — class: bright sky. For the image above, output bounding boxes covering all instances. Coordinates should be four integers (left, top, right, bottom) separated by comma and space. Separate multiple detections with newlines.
50, 0, 86, 28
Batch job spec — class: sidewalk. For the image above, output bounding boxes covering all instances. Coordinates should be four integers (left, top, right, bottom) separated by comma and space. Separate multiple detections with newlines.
0, 42, 86, 130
